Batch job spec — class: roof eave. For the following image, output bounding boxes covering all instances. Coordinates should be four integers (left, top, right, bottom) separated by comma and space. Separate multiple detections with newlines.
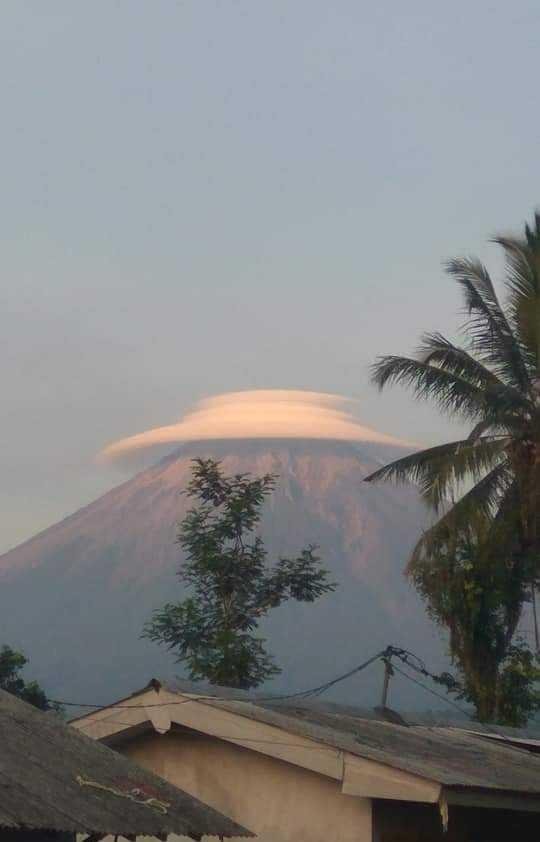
442, 785, 540, 814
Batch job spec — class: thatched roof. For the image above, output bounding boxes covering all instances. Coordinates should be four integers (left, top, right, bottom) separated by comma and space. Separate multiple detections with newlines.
0, 688, 251, 840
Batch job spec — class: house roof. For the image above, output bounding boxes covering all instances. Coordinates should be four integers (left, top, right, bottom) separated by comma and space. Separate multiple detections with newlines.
207, 696, 540, 793
72, 679, 540, 813
0, 687, 250, 840
155, 677, 540, 739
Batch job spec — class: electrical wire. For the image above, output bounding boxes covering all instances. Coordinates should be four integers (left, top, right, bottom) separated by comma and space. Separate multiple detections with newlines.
62, 643, 523, 749
52, 643, 500, 738
391, 662, 522, 745
391, 663, 473, 719
51, 648, 391, 713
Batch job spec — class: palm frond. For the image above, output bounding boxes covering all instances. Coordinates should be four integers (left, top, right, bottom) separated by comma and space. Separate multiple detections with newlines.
489, 478, 522, 550
468, 413, 532, 442
524, 211, 540, 248
365, 436, 510, 511
419, 331, 533, 426
419, 332, 533, 415
446, 257, 531, 391
370, 355, 528, 423
420, 437, 510, 510
408, 460, 513, 572
419, 332, 500, 387
365, 440, 468, 485
468, 419, 499, 441
493, 233, 540, 375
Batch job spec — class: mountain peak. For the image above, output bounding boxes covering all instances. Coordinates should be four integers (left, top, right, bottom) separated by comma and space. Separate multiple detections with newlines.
0, 436, 440, 710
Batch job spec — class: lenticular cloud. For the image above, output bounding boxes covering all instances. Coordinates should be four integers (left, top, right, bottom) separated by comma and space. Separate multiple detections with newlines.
101, 389, 410, 461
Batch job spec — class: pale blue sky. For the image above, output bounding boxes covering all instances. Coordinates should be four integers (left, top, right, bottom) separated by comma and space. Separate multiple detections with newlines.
1, 1, 539, 551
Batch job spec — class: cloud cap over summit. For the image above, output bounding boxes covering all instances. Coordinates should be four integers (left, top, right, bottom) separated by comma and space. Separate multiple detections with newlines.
101, 390, 413, 461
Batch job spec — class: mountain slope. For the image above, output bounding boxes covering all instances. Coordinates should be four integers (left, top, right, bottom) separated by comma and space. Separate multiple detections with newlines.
0, 439, 445, 707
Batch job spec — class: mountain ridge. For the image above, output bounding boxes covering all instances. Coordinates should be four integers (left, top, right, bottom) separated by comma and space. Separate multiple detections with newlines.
0, 438, 446, 709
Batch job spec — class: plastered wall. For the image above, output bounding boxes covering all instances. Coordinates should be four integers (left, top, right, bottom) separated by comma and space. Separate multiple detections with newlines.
118, 727, 372, 842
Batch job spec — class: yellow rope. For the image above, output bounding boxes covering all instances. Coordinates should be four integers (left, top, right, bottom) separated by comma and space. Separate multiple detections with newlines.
76, 774, 170, 815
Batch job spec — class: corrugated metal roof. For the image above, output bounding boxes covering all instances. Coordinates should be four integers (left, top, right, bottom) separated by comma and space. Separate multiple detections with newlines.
0, 688, 251, 839
163, 680, 540, 795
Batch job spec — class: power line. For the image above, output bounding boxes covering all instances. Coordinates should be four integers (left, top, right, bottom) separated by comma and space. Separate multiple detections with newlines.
62, 645, 526, 750
52, 644, 491, 733
391, 663, 473, 719
73, 660, 516, 754
291, 648, 389, 699
52, 648, 392, 713
391, 662, 519, 743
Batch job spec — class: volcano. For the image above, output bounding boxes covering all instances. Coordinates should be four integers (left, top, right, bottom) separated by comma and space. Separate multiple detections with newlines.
0, 435, 446, 709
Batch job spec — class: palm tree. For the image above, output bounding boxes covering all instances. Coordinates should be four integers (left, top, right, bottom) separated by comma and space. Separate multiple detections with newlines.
365, 213, 540, 654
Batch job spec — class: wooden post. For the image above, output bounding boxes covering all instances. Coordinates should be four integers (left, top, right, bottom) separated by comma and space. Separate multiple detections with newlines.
381, 657, 393, 708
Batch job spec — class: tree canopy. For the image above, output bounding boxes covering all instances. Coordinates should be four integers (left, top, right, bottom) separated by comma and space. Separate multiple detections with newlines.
144, 458, 335, 689
0, 645, 59, 711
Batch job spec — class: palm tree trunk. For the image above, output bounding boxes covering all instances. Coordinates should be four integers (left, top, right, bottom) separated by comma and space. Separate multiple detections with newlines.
519, 454, 540, 652
532, 581, 540, 652
531, 444, 540, 652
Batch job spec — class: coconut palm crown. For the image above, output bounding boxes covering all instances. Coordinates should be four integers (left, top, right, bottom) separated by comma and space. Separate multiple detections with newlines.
365, 214, 540, 649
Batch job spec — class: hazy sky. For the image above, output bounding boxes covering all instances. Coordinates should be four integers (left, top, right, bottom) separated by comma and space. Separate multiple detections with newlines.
1, 1, 539, 553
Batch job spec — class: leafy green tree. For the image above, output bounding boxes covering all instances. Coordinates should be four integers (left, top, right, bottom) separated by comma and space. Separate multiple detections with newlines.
144, 458, 335, 689
0, 645, 59, 711
366, 212, 540, 722
411, 530, 539, 724
496, 643, 540, 726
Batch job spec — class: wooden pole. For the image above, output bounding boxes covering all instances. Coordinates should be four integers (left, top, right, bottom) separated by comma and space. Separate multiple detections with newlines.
381, 658, 392, 708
